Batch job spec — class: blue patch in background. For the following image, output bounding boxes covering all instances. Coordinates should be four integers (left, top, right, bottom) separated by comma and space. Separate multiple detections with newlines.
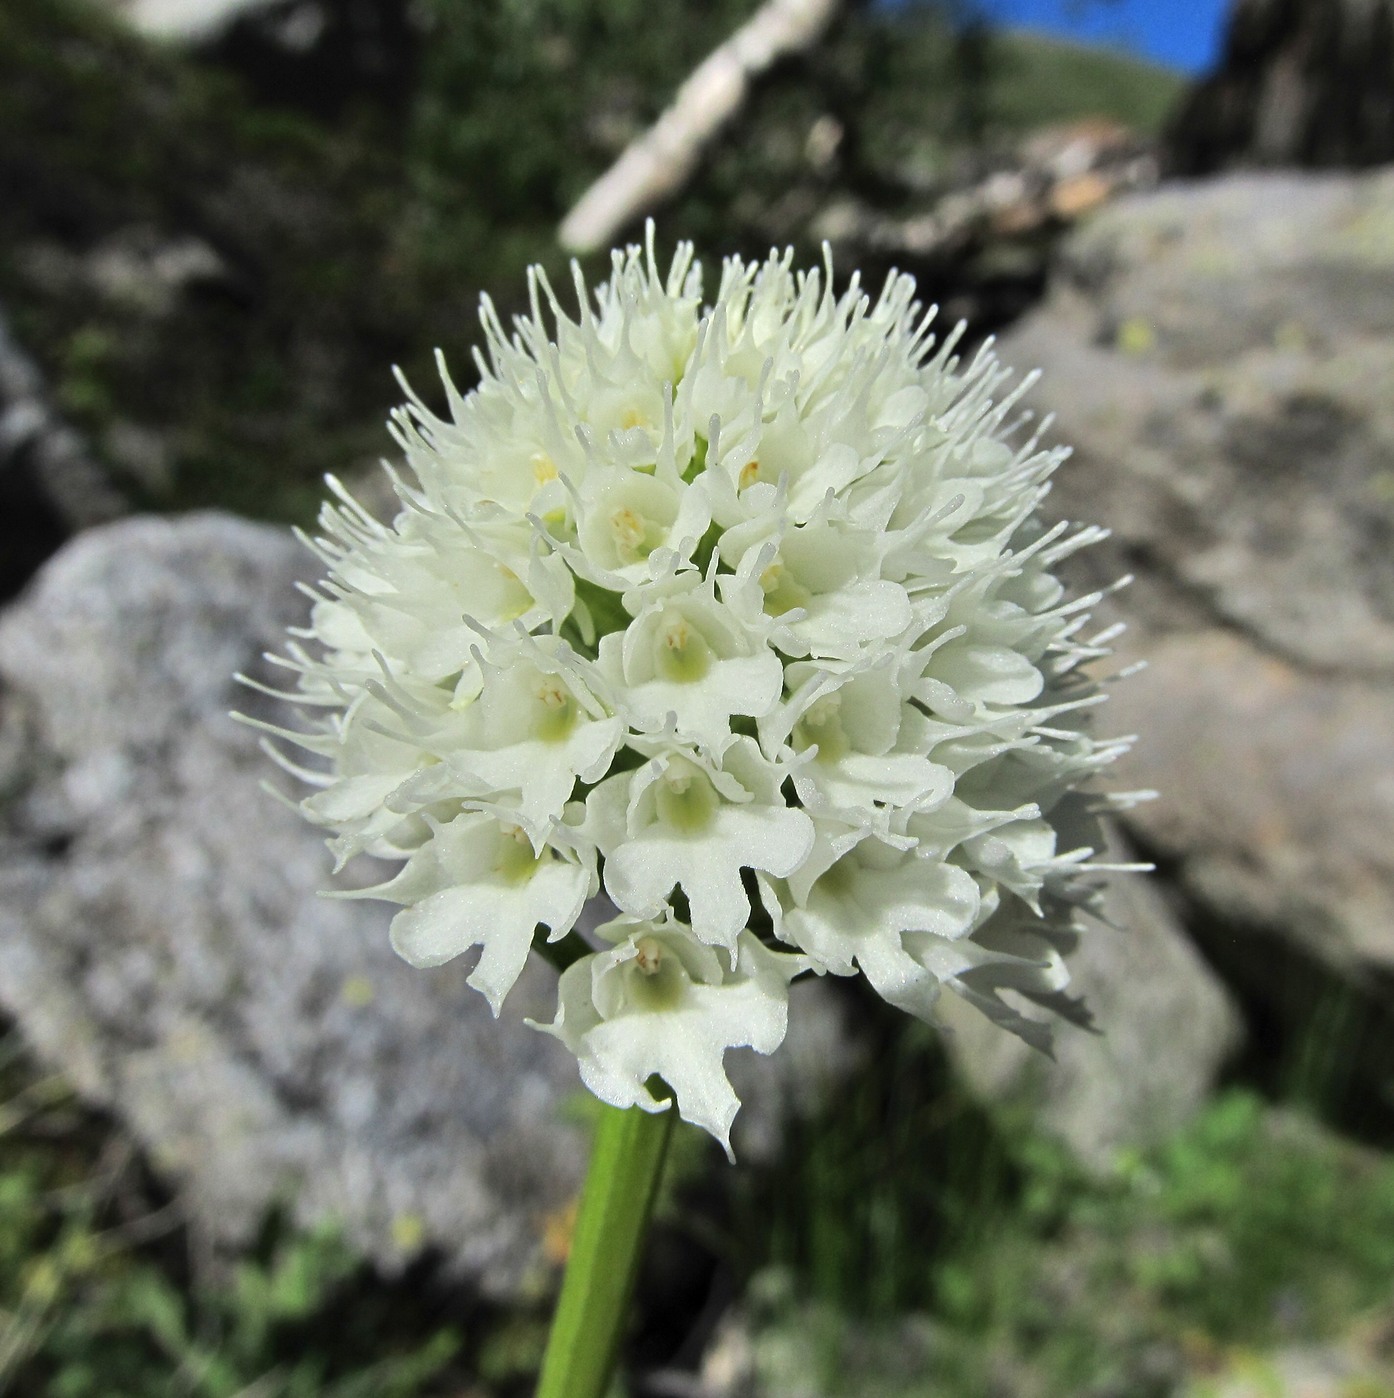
971, 0, 1227, 73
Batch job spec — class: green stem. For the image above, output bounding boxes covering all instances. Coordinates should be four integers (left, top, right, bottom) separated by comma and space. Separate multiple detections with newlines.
535, 1096, 676, 1398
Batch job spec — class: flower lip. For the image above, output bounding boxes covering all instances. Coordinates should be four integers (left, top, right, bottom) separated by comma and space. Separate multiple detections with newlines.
531, 915, 806, 1155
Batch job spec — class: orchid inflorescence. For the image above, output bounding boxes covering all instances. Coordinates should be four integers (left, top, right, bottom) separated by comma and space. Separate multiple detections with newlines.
243, 229, 1140, 1154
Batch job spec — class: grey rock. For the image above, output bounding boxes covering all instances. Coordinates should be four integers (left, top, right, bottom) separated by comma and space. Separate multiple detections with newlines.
938, 831, 1243, 1171
1010, 171, 1394, 675
0, 514, 582, 1294
1000, 170, 1394, 985
939, 169, 1394, 1155
1108, 630, 1394, 979
0, 512, 847, 1288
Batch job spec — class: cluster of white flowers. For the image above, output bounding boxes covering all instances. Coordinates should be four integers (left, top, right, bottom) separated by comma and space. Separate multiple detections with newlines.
244, 230, 1141, 1155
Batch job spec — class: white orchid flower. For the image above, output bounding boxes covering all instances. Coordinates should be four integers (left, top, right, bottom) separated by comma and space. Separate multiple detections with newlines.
247, 227, 1142, 1149
761, 824, 982, 1022
533, 915, 805, 1156
356, 806, 595, 1014
596, 570, 783, 754
586, 737, 814, 948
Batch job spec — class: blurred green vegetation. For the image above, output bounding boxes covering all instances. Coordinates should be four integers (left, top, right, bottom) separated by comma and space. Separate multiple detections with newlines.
5, 1007, 1394, 1396
0, 1033, 465, 1397
724, 1005, 1394, 1395
990, 30, 1185, 135
0, 0, 1181, 527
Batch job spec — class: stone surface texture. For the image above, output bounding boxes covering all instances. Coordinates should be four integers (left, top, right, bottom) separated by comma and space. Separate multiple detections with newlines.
999, 170, 1394, 987
0, 513, 583, 1294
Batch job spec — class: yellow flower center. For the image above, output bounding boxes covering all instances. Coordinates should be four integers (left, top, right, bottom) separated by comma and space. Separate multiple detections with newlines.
759, 557, 812, 617
533, 677, 577, 741
608, 496, 671, 565
609, 505, 659, 565
654, 612, 711, 682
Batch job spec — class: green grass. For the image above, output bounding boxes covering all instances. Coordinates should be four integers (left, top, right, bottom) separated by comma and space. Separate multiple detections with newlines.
0, 1031, 468, 1397
735, 1090, 1394, 1393
5, 1000, 1394, 1398
722, 1001, 1394, 1397
991, 30, 1188, 136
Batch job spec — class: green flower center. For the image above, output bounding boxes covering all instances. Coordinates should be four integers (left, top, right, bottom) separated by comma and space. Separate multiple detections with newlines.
624, 938, 686, 1010
793, 692, 849, 762
494, 824, 544, 883
759, 558, 812, 618
653, 613, 712, 683
532, 676, 578, 742
654, 759, 719, 834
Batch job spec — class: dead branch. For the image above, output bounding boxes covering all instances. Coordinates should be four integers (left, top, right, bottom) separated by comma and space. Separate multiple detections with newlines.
814, 120, 1159, 267
558, 0, 845, 254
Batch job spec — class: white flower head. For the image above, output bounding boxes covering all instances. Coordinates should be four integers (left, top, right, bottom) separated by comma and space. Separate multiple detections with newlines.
245, 225, 1143, 1151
